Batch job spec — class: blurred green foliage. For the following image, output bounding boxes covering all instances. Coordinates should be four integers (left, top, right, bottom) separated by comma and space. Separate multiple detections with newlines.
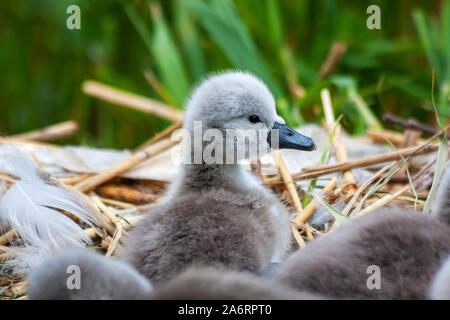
0, 0, 448, 149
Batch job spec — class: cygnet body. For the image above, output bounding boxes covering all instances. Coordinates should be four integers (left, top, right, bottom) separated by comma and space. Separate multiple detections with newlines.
152, 266, 323, 300
27, 249, 153, 300
274, 166, 450, 300
27, 250, 322, 300
122, 71, 315, 287
429, 255, 450, 299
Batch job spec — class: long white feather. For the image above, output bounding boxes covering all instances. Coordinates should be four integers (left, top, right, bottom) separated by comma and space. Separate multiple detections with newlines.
0, 145, 99, 275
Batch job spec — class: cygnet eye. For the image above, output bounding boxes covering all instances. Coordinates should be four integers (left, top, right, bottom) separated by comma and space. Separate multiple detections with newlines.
248, 115, 261, 123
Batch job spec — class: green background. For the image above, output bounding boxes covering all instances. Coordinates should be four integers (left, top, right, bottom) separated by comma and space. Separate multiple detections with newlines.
1, 0, 448, 148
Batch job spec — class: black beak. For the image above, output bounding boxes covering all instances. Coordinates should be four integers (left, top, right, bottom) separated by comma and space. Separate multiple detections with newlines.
268, 122, 316, 151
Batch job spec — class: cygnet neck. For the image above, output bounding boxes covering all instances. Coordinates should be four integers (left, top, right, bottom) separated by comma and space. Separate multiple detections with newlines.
180, 162, 247, 192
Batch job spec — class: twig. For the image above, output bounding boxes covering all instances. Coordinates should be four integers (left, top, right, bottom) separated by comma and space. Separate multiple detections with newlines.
341, 162, 396, 216
321, 88, 355, 183
73, 191, 116, 236
0, 137, 60, 149
75, 136, 180, 192
318, 42, 347, 79
273, 151, 303, 213
351, 129, 449, 217
382, 112, 450, 138
82, 80, 183, 122
90, 195, 120, 225
0, 253, 11, 262
290, 223, 306, 249
83, 227, 99, 240
97, 184, 159, 204
391, 129, 421, 181
0, 172, 17, 184
265, 141, 442, 185
135, 121, 182, 152
58, 173, 92, 185
83, 215, 142, 240
353, 184, 410, 218
273, 151, 313, 239
0, 229, 17, 246
9, 121, 79, 142
291, 220, 324, 236
116, 202, 158, 216
93, 194, 137, 208
367, 128, 427, 146
294, 177, 338, 224
105, 222, 123, 257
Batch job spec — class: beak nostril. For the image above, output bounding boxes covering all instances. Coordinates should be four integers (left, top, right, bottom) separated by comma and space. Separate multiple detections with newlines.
271, 122, 315, 151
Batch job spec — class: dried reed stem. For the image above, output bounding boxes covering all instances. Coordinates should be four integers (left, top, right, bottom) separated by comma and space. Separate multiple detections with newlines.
367, 128, 427, 146
76, 136, 180, 192
265, 142, 441, 185
84, 195, 116, 236
0, 229, 17, 246
0, 172, 17, 184
9, 121, 79, 142
105, 222, 123, 257
321, 88, 355, 183
290, 223, 306, 249
294, 177, 338, 224
0, 252, 11, 262
341, 162, 396, 216
10, 281, 27, 296
58, 173, 92, 185
318, 42, 347, 79
90, 195, 120, 225
82, 80, 183, 122
0, 137, 60, 149
273, 151, 313, 239
353, 184, 410, 218
273, 151, 303, 212
94, 195, 136, 208
84, 227, 98, 239
83, 215, 142, 240
382, 112, 450, 139
97, 184, 158, 204
135, 121, 182, 152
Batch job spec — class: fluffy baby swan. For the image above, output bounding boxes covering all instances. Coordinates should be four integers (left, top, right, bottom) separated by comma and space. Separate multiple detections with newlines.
27, 250, 322, 300
122, 71, 315, 287
152, 266, 323, 300
27, 250, 153, 300
274, 166, 450, 300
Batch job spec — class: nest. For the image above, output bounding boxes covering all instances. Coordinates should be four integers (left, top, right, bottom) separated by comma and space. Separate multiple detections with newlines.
0, 84, 448, 300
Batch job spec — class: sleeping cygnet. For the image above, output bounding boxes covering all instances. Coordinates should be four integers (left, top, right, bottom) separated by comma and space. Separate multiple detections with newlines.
152, 266, 323, 300
27, 249, 153, 300
274, 166, 450, 300
121, 71, 315, 287
27, 250, 323, 300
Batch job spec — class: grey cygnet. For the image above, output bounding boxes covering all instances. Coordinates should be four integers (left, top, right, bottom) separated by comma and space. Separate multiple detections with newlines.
273, 166, 450, 300
122, 71, 315, 287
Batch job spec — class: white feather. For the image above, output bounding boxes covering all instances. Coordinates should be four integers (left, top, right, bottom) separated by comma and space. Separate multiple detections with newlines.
0, 145, 99, 275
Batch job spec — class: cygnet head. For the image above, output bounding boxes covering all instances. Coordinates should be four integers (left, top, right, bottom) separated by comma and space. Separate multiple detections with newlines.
182, 71, 315, 163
